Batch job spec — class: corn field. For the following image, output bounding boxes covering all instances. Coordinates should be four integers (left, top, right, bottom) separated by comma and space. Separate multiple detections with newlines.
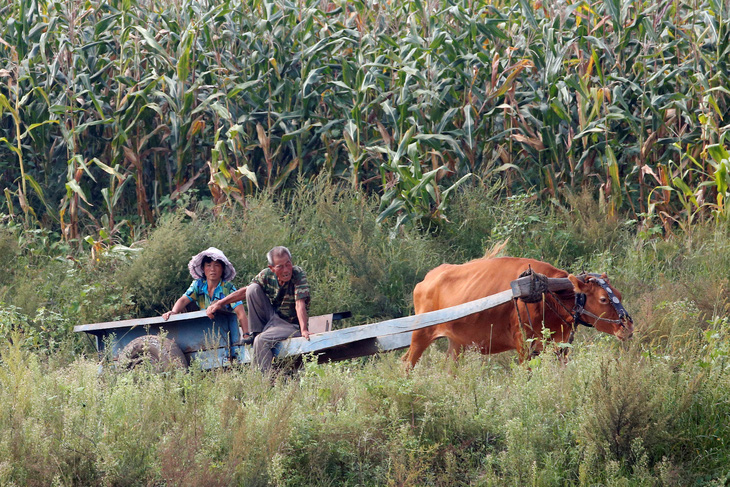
1, 0, 729, 242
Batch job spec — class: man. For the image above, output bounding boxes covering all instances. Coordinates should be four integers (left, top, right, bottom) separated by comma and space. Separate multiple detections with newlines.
207, 246, 310, 373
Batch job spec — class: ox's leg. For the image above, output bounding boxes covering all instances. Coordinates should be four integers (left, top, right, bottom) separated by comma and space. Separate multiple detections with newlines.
446, 340, 465, 361
512, 323, 530, 363
403, 328, 436, 368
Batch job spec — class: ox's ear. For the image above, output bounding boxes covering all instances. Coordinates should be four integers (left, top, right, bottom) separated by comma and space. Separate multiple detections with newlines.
568, 274, 587, 293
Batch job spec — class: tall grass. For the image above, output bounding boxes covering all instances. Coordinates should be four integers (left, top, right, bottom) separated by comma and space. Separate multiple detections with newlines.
0, 318, 728, 485
0, 179, 728, 484
116, 180, 439, 320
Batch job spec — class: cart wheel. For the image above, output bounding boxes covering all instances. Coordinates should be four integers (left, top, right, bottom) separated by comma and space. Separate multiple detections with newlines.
119, 335, 187, 371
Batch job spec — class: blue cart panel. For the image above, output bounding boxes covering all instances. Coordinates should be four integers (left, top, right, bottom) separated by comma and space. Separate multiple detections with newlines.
74, 310, 248, 369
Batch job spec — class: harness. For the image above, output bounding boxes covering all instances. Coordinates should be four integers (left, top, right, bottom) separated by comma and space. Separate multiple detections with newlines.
572, 273, 632, 329
513, 269, 632, 338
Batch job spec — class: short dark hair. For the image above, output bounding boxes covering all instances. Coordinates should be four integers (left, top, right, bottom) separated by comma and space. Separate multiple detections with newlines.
202, 256, 222, 265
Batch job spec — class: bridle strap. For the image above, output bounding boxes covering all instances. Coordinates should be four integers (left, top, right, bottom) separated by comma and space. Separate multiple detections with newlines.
513, 294, 574, 358
572, 292, 594, 328
573, 274, 632, 328
540, 292, 576, 342
512, 271, 632, 347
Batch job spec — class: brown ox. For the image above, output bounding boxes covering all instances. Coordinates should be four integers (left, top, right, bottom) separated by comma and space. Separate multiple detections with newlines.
403, 257, 634, 367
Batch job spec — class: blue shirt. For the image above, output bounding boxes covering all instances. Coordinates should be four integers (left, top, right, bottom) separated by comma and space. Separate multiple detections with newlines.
184, 279, 243, 311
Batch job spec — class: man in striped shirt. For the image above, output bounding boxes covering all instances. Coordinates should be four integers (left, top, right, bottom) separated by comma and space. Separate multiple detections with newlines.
207, 246, 310, 373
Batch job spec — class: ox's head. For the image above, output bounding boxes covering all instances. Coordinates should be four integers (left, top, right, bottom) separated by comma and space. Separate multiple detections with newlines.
567, 273, 634, 340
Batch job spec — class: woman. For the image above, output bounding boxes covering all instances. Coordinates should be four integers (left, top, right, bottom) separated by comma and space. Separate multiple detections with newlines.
162, 247, 249, 337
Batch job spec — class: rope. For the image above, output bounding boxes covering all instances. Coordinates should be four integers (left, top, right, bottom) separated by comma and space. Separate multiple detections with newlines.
512, 268, 630, 358
513, 268, 547, 358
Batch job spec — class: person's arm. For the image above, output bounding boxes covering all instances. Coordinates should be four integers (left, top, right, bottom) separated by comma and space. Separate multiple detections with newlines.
233, 303, 249, 335
206, 285, 248, 319
163, 295, 191, 320
296, 298, 310, 340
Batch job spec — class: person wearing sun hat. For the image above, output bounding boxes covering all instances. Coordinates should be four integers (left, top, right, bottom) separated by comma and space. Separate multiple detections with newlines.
162, 247, 248, 335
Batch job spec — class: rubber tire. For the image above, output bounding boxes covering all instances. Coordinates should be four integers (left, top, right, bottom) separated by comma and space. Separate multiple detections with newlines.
119, 335, 188, 371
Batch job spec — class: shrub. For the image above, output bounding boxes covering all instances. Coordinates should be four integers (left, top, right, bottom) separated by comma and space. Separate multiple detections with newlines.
576, 352, 669, 466
116, 184, 439, 322
117, 211, 205, 316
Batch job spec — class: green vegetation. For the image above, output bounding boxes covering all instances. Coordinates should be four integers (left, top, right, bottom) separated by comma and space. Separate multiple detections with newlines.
6, 338, 730, 486
2, 0, 730, 242
1, 182, 729, 485
1, 0, 730, 484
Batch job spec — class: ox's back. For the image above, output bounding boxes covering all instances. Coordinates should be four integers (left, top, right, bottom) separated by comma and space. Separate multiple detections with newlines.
414, 257, 568, 313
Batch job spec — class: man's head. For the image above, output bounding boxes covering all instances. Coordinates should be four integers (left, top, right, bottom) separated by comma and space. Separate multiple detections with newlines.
267, 246, 293, 284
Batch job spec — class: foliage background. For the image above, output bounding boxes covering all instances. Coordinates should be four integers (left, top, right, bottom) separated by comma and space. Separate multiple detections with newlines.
2, 0, 730, 242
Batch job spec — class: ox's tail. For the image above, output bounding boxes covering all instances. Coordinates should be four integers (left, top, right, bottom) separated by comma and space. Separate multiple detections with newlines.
484, 238, 509, 259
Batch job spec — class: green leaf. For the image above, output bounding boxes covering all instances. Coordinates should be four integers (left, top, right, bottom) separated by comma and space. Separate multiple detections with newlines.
4, 188, 14, 216
134, 26, 171, 64
0, 137, 22, 157
92, 158, 124, 178
24, 174, 58, 219
236, 165, 259, 188
112, 177, 132, 207
302, 68, 324, 99
66, 180, 93, 206
21, 120, 59, 140
604, 0, 622, 32
394, 126, 416, 165
518, 0, 538, 28
708, 145, 730, 167
463, 104, 474, 149
376, 198, 405, 223
439, 173, 473, 209
177, 43, 191, 83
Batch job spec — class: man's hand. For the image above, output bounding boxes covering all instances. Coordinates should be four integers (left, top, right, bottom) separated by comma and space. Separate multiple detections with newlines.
206, 301, 221, 319
301, 329, 311, 340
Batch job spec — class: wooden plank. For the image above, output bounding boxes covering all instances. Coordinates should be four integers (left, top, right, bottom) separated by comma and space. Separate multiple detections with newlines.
276, 288, 514, 357
235, 331, 413, 364
303, 331, 413, 362
74, 311, 348, 334
73, 310, 212, 333
273, 274, 572, 361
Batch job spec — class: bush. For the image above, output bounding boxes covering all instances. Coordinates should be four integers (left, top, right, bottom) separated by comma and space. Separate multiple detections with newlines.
115, 184, 439, 322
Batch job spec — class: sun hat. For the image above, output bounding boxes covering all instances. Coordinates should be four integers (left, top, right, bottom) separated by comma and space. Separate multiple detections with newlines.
188, 247, 237, 282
